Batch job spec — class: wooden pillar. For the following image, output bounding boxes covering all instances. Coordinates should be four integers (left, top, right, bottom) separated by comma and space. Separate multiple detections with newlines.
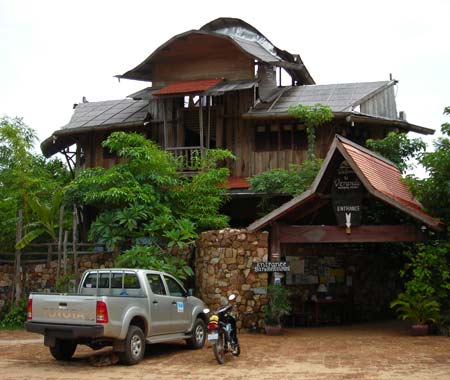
57, 206, 64, 280
199, 97, 204, 148
270, 223, 281, 262
207, 96, 211, 149
63, 231, 68, 276
176, 108, 185, 147
163, 99, 168, 149
72, 206, 78, 284
216, 104, 224, 148
13, 209, 23, 303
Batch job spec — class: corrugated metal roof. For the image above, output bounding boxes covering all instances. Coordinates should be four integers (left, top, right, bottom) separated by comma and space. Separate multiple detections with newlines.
61, 99, 149, 130
41, 99, 149, 157
118, 18, 315, 85
247, 81, 392, 115
204, 80, 257, 96
153, 78, 223, 96
247, 135, 443, 232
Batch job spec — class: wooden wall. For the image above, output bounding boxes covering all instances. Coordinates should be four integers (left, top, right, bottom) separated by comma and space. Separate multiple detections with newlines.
152, 34, 254, 86
360, 85, 397, 119
79, 90, 396, 178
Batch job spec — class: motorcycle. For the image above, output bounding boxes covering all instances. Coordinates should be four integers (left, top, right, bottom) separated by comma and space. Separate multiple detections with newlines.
205, 294, 240, 364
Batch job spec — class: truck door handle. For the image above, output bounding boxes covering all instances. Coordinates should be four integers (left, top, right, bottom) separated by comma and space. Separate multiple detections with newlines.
172, 301, 177, 305
152, 301, 159, 304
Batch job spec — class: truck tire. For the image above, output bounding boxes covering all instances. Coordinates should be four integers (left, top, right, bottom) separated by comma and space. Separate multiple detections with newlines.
118, 325, 145, 365
186, 318, 206, 349
49, 339, 77, 361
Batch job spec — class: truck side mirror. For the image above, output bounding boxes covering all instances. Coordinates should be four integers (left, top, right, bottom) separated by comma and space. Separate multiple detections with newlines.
187, 288, 193, 296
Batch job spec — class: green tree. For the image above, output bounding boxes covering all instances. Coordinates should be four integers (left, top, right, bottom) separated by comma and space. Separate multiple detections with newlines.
408, 107, 450, 224
65, 132, 234, 258
248, 159, 322, 197
366, 132, 426, 174
0, 117, 70, 252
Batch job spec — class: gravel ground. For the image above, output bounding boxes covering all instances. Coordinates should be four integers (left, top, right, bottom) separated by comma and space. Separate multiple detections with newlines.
1, 321, 450, 380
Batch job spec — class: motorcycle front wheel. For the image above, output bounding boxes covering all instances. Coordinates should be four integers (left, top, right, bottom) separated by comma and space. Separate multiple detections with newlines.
213, 331, 226, 364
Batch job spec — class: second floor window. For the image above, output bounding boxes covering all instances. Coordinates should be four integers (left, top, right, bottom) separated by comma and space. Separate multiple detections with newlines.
255, 124, 307, 151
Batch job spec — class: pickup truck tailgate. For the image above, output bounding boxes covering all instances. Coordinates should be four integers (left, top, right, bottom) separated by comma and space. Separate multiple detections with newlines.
31, 294, 97, 325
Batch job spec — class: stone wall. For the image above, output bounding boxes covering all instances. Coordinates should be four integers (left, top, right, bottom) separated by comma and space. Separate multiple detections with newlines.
0, 264, 14, 313
0, 253, 115, 315
196, 228, 269, 329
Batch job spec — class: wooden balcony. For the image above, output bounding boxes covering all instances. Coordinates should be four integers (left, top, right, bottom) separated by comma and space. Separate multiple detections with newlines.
165, 146, 206, 173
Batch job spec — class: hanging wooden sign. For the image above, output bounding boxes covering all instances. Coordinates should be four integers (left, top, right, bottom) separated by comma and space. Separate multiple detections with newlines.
331, 161, 363, 228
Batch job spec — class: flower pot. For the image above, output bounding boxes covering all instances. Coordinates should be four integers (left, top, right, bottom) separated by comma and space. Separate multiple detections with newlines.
411, 324, 429, 336
264, 324, 282, 335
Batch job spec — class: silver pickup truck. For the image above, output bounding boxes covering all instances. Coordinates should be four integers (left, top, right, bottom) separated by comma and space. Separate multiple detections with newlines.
25, 268, 208, 365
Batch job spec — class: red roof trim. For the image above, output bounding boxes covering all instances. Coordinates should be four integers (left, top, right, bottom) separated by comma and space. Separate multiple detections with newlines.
224, 177, 251, 189
153, 78, 223, 96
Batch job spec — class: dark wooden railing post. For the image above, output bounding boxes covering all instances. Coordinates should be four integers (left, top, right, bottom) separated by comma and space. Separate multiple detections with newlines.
13, 209, 23, 303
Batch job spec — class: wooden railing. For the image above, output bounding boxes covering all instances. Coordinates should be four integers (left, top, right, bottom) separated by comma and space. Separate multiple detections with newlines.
0, 242, 111, 265
165, 146, 206, 172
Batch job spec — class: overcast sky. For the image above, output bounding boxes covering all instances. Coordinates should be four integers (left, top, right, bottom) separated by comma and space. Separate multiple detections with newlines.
1, 0, 449, 160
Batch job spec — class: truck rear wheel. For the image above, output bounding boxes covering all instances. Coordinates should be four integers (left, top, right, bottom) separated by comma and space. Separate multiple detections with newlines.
118, 325, 145, 365
49, 339, 77, 361
186, 318, 206, 349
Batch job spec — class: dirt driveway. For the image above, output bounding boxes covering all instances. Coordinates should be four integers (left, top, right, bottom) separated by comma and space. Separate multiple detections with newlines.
1, 322, 450, 380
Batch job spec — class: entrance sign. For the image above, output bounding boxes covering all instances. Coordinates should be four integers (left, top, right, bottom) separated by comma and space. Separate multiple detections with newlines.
253, 262, 290, 273
332, 161, 363, 227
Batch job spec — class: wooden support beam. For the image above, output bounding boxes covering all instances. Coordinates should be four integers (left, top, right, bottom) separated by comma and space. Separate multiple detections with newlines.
278, 225, 425, 244
163, 99, 168, 149
216, 105, 224, 148
270, 223, 281, 261
13, 209, 23, 303
199, 97, 204, 148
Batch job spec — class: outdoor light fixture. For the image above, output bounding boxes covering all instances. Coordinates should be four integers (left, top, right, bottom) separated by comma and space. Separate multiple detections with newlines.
317, 283, 328, 294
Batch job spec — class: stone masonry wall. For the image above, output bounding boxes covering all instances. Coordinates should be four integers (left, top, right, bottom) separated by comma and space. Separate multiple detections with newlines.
196, 228, 269, 329
0, 264, 14, 313
0, 253, 115, 316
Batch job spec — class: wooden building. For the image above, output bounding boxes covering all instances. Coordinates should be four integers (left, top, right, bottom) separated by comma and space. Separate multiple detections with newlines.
41, 18, 433, 180
40, 18, 444, 325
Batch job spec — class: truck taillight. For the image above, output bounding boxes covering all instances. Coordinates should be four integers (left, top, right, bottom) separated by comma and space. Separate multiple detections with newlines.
96, 301, 109, 323
27, 298, 32, 320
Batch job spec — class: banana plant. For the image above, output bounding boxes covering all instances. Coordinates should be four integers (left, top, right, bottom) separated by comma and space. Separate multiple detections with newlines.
15, 190, 63, 250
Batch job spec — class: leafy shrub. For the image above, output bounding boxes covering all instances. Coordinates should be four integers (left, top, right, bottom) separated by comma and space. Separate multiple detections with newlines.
0, 299, 27, 329
115, 245, 194, 281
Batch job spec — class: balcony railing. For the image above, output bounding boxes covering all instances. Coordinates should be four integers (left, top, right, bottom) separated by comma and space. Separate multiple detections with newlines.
165, 146, 206, 173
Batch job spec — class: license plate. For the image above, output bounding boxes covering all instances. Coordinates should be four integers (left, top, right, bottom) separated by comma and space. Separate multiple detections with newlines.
208, 332, 218, 341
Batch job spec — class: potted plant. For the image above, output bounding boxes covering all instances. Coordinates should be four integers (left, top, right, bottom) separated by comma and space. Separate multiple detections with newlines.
263, 285, 292, 335
390, 291, 440, 335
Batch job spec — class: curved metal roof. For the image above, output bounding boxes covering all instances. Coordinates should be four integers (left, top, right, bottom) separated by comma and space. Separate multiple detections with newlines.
117, 18, 314, 85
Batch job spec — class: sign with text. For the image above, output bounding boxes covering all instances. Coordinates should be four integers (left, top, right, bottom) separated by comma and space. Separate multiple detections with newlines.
253, 262, 290, 273
331, 161, 363, 227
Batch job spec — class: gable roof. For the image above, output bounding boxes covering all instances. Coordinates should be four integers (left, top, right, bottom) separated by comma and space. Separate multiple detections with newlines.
117, 18, 314, 85
41, 99, 149, 157
247, 135, 444, 232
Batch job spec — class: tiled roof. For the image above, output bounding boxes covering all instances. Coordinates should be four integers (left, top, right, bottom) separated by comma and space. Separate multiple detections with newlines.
153, 78, 223, 96
341, 140, 422, 210
225, 177, 251, 189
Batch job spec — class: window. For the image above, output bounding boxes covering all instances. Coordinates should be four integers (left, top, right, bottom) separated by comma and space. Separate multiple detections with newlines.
164, 276, 186, 297
147, 274, 166, 295
123, 273, 141, 289
255, 124, 307, 151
